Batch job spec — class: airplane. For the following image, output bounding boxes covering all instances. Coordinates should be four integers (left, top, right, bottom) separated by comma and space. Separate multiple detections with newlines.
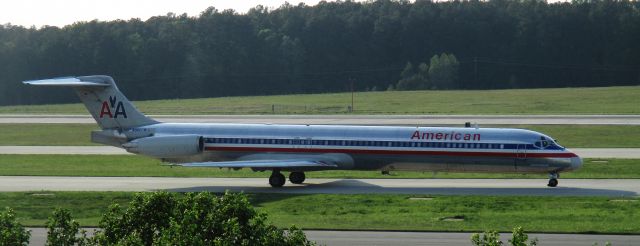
24, 75, 582, 188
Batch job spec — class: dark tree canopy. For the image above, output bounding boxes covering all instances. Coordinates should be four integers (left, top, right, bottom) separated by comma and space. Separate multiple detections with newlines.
1, 0, 639, 106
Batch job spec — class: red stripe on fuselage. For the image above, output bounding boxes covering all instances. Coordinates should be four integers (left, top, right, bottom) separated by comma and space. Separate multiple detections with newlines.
204, 146, 577, 158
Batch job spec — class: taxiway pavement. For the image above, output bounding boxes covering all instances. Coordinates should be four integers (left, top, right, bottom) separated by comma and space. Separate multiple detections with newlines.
1, 176, 638, 196
24, 228, 639, 246
2, 114, 640, 125
305, 230, 639, 246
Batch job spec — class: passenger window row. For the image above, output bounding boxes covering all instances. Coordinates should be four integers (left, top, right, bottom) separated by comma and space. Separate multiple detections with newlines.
205, 138, 510, 150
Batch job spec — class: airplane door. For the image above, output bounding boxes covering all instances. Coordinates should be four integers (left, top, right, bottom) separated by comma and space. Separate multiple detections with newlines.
515, 144, 527, 170
293, 137, 312, 149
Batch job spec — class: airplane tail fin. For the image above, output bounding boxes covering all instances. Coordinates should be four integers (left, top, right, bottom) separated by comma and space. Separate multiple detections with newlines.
23, 75, 158, 129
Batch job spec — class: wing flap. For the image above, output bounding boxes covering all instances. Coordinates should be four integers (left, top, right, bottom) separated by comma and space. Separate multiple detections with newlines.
175, 159, 338, 168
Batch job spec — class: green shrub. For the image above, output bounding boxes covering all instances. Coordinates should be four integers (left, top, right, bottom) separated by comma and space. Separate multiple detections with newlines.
509, 226, 537, 246
471, 230, 503, 246
92, 191, 314, 246
0, 207, 30, 246
471, 226, 537, 246
45, 208, 89, 246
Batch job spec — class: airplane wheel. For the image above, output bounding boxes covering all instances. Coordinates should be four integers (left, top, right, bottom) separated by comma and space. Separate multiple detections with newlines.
289, 172, 306, 184
547, 178, 558, 187
269, 172, 286, 187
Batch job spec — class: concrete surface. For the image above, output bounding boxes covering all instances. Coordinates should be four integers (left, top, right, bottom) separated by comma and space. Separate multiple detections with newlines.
1, 176, 638, 196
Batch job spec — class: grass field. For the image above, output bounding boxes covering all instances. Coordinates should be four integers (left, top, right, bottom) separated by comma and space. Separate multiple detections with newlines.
0, 155, 637, 179
1, 86, 639, 115
0, 124, 99, 146
1, 192, 638, 233
1, 123, 639, 147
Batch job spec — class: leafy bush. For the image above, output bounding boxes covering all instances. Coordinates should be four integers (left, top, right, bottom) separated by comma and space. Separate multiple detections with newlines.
92, 191, 314, 246
45, 208, 89, 246
471, 226, 537, 246
93, 191, 176, 245
471, 230, 503, 246
0, 207, 30, 246
509, 226, 537, 246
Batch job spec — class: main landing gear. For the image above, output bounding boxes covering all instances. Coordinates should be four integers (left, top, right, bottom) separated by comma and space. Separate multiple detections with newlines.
548, 172, 559, 187
269, 171, 286, 187
289, 172, 306, 184
269, 170, 306, 187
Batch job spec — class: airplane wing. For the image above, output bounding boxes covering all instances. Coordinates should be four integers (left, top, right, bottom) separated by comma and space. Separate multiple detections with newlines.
174, 159, 339, 169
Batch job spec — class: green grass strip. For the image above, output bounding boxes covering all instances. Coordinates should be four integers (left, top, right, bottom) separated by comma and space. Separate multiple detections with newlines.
1, 192, 638, 234
0, 155, 637, 179
0, 124, 99, 146
2, 124, 640, 147
1, 86, 639, 115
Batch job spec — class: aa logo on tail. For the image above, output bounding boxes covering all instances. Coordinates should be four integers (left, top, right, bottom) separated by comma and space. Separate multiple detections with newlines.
99, 96, 127, 118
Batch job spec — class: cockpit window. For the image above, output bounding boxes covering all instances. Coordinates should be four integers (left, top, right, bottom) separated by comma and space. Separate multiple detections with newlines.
534, 138, 551, 149
533, 136, 555, 149
534, 136, 565, 149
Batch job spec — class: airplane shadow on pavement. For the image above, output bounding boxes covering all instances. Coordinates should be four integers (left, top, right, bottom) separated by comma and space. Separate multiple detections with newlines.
165, 179, 637, 197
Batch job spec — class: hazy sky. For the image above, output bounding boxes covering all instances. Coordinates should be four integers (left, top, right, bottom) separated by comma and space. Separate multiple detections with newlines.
0, 0, 330, 28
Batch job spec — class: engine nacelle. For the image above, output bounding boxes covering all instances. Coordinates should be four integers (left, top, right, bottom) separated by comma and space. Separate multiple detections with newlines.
122, 135, 203, 158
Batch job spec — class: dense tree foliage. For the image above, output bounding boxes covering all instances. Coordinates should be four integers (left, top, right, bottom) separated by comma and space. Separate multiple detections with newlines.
1, 0, 639, 106
92, 192, 314, 246
46, 208, 89, 246
396, 53, 459, 90
38, 192, 314, 245
0, 207, 30, 245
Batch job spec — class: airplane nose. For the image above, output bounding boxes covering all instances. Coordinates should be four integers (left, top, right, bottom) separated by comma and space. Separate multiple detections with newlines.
570, 156, 583, 170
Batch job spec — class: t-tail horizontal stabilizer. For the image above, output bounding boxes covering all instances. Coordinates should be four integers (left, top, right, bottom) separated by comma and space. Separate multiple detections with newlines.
23, 75, 158, 130
23, 77, 110, 87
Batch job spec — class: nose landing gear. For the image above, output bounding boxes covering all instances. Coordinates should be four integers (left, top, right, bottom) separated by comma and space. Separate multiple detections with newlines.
547, 172, 559, 187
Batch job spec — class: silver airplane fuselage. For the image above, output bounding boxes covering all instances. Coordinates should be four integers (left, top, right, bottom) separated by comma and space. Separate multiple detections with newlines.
131, 122, 582, 174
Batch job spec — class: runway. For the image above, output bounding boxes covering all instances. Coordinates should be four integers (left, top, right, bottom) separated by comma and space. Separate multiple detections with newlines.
1, 176, 638, 196
24, 228, 639, 246
2, 114, 640, 125
1, 146, 638, 158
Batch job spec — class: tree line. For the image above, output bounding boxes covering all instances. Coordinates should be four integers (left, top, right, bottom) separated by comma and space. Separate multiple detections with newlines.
1, 0, 639, 106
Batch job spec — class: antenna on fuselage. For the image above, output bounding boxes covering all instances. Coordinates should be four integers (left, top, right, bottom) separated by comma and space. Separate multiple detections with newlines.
464, 122, 479, 129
